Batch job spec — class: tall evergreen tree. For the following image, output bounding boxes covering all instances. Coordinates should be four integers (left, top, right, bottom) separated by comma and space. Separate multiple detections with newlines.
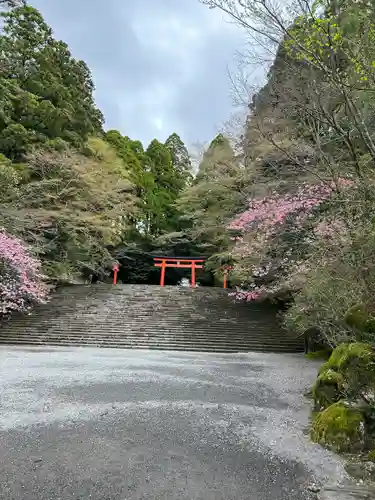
165, 133, 192, 188
145, 139, 178, 234
105, 130, 157, 235
177, 133, 245, 259
0, 5, 103, 159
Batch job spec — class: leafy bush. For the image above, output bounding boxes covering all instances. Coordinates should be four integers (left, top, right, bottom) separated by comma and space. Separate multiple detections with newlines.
0, 230, 48, 315
284, 219, 375, 345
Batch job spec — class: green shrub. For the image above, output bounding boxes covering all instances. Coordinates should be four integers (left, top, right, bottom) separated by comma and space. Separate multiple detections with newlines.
283, 224, 375, 347
345, 304, 368, 331
318, 343, 375, 377
345, 305, 375, 338
311, 401, 365, 452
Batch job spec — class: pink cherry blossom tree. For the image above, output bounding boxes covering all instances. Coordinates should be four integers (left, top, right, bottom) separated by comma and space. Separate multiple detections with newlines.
0, 231, 48, 316
228, 179, 353, 301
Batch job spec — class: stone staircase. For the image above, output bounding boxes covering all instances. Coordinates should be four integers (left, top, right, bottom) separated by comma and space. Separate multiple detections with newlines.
0, 285, 304, 353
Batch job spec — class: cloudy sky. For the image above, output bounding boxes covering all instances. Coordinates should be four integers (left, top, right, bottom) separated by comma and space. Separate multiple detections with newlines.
30, 0, 246, 149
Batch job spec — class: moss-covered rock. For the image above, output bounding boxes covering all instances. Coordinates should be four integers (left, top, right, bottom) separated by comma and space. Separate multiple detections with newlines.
311, 343, 375, 455
324, 343, 351, 370
337, 343, 375, 398
314, 343, 375, 406
317, 343, 350, 376
312, 369, 345, 410
318, 360, 331, 376
311, 401, 366, 452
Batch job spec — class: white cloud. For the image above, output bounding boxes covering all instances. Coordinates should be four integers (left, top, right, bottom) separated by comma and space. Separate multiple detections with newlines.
29, 0, 247, 147
152, 117, 164, 132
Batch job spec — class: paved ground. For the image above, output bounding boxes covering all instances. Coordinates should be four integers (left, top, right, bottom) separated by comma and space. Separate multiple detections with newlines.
0, 346, 349, 500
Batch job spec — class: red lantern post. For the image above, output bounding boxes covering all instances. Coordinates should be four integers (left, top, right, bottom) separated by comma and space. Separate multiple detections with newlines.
112, 263, 119, 285
221, 265, 233, 289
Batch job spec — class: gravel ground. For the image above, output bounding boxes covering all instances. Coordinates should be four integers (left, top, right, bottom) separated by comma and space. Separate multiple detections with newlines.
0, 346, 350, 500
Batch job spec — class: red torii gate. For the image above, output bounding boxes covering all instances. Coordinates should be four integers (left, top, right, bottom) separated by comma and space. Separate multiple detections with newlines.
153, 257, 205, 287
112, 258, 232, 288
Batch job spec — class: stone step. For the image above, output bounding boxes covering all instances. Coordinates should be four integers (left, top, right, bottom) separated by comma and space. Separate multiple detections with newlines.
0, 326, 298, 335
0, 333, 302, 346
2, 325, 285, 334
7, 310, 277, 321
0, 332, 296, 346
0, 284, 303, 353
1, 320, 286, 330
4, 316, 281, 323
0, 338, 303, 353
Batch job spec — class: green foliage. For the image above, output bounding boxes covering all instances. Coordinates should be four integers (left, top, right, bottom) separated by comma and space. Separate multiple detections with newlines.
0, 153, 21, 199
0, 5, 103, 159
165, 132, 193, 188
322, 343, 352, 372
105, 130, 191, 238
0, 138, 137, 281
105, 130, 144, 181
177, 134, 246, 274
335, 343, 375, 399
345, 304, 375, 335
311, 401, 365, 452
285, 220, 375, 344
0, 3, 193, 286
345, 305, 370, 331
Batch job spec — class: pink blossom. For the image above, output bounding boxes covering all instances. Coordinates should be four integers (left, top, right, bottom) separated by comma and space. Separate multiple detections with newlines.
228, 179, 353, 302
229, 179, 352, 236
0, 231, 49, 315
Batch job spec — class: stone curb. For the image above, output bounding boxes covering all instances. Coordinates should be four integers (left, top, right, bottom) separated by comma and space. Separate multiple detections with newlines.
318, 483, 375, 499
